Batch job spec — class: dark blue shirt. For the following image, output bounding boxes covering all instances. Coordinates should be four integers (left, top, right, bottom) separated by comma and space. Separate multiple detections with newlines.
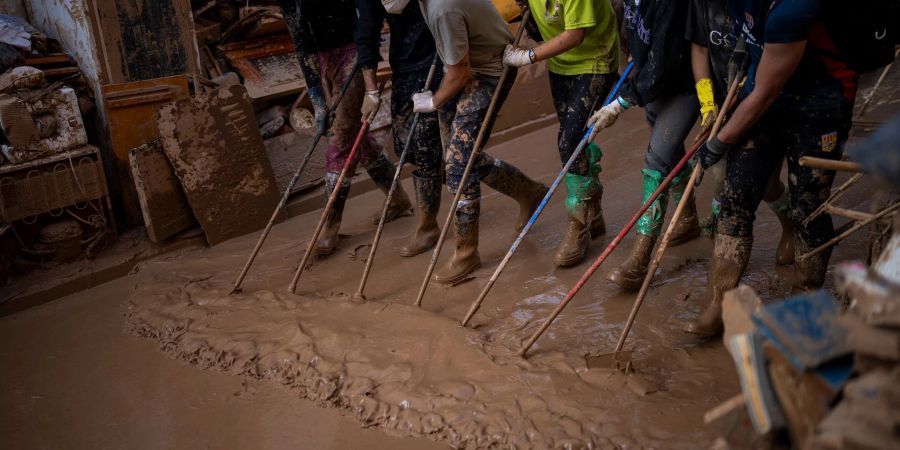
726, 0, 857, 112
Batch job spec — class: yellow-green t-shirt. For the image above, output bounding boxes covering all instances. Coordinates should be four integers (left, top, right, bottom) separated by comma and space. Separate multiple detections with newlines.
528, 0, 619, 75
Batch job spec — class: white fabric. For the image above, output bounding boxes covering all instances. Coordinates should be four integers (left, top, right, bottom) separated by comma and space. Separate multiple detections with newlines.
412, 91, 435, 113
502, 44, 532, 67
381, 0, 411, 14
588, 99, 625, 130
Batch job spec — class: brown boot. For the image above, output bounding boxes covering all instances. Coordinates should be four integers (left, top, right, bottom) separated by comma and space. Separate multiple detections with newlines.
554, 217, 590, 267
684, 234, 752, 337
608, 234, 656, 290
481, 160, 548, 232
315, 173, 350, 257
366, 155, 413, 225
668, 195, 702, 246
588, 183, 606, 237
773, 207, 795, 266
434, 199, 481, 284
554, 173, 601, 266
400, 175, 441, 257
792, 239, 830, 292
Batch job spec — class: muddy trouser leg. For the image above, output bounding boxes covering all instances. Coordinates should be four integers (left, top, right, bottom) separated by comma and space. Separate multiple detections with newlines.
783, 107, 845, 290
392, 67, 446, 255
549, 72, 614, 265
609, 93, 700, 289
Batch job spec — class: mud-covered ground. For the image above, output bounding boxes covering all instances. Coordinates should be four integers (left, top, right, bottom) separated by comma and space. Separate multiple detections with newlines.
1, 66, 897, 448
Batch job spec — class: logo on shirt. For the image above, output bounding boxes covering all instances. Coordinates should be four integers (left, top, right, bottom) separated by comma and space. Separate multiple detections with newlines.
821, 131, 838, 152
743, 12, 754, 29
624, 3, 651, 45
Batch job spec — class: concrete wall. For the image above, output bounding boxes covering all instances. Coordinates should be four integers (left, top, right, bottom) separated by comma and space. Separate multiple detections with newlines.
0, 0, 27, 18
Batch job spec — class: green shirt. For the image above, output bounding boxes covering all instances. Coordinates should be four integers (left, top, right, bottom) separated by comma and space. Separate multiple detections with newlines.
529, 0, 619, 75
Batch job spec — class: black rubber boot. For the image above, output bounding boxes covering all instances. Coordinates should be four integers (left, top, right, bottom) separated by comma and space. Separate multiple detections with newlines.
365, 155, 413, 225
315, 173, 351, 257
400, 175, 442, 257
481, 160, 549, 232
793, 239, 830, 292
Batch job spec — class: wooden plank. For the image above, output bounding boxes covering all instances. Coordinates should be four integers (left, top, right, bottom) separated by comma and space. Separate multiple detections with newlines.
157, 85, 280, 246
129, 141, 195, 242
263, 131, 325, 194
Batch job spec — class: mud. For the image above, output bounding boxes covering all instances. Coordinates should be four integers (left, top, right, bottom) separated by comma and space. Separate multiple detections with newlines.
2, 101, 888, 448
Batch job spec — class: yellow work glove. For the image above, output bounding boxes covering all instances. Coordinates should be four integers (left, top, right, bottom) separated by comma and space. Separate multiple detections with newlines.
695, 78, 718, 129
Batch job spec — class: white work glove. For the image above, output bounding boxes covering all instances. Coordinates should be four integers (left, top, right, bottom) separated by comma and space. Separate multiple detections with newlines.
361, 90, 381, 122
588, 97, 628, 130
412, 90, 435, 113
502, 44, 533, 67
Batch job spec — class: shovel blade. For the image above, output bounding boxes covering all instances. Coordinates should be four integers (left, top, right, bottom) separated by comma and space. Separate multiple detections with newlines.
585, 350, 633, 370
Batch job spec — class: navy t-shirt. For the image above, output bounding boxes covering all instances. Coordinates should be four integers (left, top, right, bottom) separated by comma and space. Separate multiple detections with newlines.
686, 0, 735, 102
726, 0, 857, 112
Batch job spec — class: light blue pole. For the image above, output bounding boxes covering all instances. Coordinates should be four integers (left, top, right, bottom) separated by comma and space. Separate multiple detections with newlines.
461, 61, 635, 326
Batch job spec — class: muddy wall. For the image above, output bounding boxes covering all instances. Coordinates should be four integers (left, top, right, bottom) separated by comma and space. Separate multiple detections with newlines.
25, 0, 104, 86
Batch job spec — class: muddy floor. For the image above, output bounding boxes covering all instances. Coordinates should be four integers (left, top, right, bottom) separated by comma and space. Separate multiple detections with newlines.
2, 76, 896, 448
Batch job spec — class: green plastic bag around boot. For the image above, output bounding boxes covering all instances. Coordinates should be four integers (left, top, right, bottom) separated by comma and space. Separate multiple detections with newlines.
636, 168, 668, 236
586, 143, 603, 178
564, 173, 600, 222
669, 162, 694, 205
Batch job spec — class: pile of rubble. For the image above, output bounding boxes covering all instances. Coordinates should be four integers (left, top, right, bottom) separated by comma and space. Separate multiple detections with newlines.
706, 218, 900, 449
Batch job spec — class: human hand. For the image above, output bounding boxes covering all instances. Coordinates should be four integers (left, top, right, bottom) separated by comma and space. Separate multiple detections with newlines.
502, 44, 533, 67
361, 90, 381, 123
588, 97, 627, 130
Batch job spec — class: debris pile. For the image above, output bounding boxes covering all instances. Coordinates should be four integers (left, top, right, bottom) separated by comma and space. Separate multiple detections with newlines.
708, 225, 900, 449
0, 14, 111, 283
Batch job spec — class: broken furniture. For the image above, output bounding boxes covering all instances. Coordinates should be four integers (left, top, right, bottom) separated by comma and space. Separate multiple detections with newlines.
157, 84, 281, 246
129, 140, 194, 243
0, 85, 88, 164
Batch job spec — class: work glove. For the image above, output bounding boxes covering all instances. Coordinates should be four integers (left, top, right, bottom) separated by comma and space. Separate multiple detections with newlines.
412, 90, 436, 113
695, 78, 719, 129
502, 44, 534, 67
307, 86, 332, 135
696, 136, 734, 169
361, 90, 381, 123
588, 96, 628, 130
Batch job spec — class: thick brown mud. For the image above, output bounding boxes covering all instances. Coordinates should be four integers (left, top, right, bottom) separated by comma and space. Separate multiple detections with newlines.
2, 97, 887, 448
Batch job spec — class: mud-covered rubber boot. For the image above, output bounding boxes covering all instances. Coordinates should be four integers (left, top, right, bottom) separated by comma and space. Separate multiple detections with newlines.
668, 164, 702, 247
608, 168, 667, 290
768, 193, 795, 265
685, 233, 752, 337
554, 173, 600, 267
315, 173, 351, 257
481, 160, 549, 232
701, 199, 720, 238
793, 239, 830, 292
434, 198, 481, 284
400, 175, 442, 257
365, 155, 413, 225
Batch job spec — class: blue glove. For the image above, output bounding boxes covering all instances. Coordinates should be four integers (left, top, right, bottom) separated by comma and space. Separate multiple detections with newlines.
697, 136, 734, 169
307, 86, 332, 135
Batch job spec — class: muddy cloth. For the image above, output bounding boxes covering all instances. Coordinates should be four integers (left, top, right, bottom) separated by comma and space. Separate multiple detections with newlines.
643, 92, 700, 175
320, 44, 384, 173
618, 0, 694, 107
686, 0, 735, 101
356, 0, 436, 74
718, 106, 845, 248
726, 0, 858, 113
277, 0, 357, 90
440, 72, 517, 198
391, 65, 446, 179
549, 71, 615, 176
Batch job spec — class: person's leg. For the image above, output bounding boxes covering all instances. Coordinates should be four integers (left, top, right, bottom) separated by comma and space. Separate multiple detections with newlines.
609, 93, 700, 289
761, 159, 794, 265
685, 126, 781, 336
783, 107, 845, 291
549, 71, 614, 266
391, 66, 446, 256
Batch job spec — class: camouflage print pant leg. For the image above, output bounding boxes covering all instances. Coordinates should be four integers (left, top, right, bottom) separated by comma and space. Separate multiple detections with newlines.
390, 66, 446, 179
548, 72, 614, 176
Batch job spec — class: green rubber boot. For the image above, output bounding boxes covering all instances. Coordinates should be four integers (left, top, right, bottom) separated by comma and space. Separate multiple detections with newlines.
585, 143, 606, 237
668, 163, 701, 246
608, 168, 667, 290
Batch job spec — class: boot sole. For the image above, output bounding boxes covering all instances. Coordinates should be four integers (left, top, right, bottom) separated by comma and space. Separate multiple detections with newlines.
607, 270, 644, 291
399, 240, 437, 257
433, 261, 481, 285
683, 322, 723, 338
554, 252, 586, 267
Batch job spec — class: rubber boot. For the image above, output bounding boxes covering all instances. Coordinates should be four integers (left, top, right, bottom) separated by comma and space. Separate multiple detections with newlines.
481, 160, 549, 232
667, 165, 701, 247
684, 233, 752, 337
608, 168, 667, 290
434, 198, 481, 284
586, 143, 606, 237
768, 193, 795, 265
701, 199, 720, 238
400, 175, 441, 257
365, 155, 413, 225
315, 173, 351, 257
554, 173, 600, 267
793, 239, 830, 292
